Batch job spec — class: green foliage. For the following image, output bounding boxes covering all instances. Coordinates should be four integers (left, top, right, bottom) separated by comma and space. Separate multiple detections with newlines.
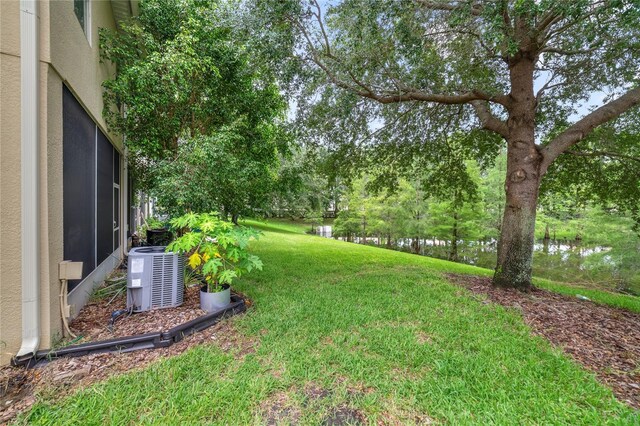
541, 118, 640, 223
100, 0, 292, 217
480, 152, 507, 239
136, 216, 167, 236
334, 160, 487, 255
268, 146, 338, 220
166, 212, 262, 292
145, 216, 165, 230
369, 179, 420, 245
152, 127, 287, 218
91, 274, 127, 304
333, 177, 371, 240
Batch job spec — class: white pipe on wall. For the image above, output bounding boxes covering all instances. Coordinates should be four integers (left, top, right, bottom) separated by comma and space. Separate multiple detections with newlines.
16, 0, 41, 357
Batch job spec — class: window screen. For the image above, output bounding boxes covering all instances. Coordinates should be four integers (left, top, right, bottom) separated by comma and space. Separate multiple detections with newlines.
63, 86, 96, 289
97, 130, 115, 265
63, 86, 122, 290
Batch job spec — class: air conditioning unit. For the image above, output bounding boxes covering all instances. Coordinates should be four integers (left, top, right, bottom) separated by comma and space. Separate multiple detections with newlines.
127, 246, 184, 312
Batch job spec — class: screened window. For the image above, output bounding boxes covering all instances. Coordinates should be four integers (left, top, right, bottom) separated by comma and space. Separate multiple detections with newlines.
63, 86, 121, 289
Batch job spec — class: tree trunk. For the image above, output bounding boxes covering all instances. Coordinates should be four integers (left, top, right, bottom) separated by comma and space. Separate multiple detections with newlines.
412, 237, 420, 254
231, 213, 239, 225
493, 149, 541, 290
449, 211, 459, 261
493, 57, 542, 291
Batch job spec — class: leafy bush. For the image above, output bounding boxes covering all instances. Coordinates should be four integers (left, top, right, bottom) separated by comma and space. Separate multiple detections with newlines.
100, 0, 291, 218
136, 216, 168, 238
166, 213, 263, 292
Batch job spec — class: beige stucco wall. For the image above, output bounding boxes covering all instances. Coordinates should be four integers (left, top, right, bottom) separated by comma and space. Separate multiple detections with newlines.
0, 0, 124, 364
0, 0, 24, 366
49, 0, 122, 148
0, 1, 21, 56
40, 62, 64, 352
0, 58, 23, 364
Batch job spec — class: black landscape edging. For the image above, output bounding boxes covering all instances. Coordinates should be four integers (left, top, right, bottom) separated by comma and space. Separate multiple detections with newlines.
12, 295, 246, 368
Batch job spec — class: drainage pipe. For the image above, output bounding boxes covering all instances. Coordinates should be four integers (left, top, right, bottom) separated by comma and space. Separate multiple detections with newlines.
16, 0, 41, 358
12, 296, 246, 366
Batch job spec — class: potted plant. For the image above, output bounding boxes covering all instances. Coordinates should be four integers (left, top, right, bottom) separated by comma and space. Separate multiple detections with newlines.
143, 216, 173, 246
166, 212, 262, 312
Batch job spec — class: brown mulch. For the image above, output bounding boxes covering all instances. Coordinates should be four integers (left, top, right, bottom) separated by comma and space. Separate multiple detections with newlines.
0, 284, 254, 424
447, 273, 640, 409
70, 283, 207, 341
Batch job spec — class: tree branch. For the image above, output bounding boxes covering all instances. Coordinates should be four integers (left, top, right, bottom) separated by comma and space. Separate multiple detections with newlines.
565, 150, 640, 164
536, 11, 562, 34
534, 73, 570, 109
540, 4, 606, 45
312, 56, 496, 105
414, 0, 483, 16
540, 45, 602, 56
293, 8, 510, 108
471, 100, 508, 138
540, 86, 640, 172
310, 0, 331, 56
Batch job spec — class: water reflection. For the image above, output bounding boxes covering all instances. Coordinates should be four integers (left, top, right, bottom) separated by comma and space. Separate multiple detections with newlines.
315, 225, 637, 294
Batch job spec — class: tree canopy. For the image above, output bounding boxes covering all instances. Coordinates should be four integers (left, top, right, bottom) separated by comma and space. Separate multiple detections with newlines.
255, 0, 640, 289
101, 0, 290, 218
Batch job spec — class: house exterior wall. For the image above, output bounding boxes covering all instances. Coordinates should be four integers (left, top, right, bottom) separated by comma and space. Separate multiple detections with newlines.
0, 0, 26, 366
0, 0, 128, 365
0, 73, 22, 363
49, 0, 121, 147
42, 63, 64, 354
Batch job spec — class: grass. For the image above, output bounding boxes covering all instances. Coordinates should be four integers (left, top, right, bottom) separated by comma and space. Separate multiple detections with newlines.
246, 217, 314, 234
21, 221, 638, 424
246, 219, 640, 314
534, 278, 640, 312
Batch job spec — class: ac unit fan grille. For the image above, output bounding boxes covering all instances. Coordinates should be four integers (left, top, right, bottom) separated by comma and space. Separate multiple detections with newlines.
151, 254, 184, 308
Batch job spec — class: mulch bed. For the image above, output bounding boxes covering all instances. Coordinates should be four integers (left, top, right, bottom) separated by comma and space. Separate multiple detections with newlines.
447, 273, 640, 409
0, 282, 254, 424
71, 282, 207, 342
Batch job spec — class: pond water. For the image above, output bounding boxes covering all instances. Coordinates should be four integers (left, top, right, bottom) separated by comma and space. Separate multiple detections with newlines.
314, 226, 638, 295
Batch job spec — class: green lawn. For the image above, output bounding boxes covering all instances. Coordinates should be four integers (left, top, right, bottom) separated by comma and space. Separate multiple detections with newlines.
23, 221, 638, 424
246, 219, 640, 314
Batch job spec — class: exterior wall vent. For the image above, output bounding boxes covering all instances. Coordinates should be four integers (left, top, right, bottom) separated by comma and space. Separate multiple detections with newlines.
127, 246, 184, 312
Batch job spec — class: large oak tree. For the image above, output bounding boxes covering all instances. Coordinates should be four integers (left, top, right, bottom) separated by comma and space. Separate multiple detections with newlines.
259, 0, 640, 290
